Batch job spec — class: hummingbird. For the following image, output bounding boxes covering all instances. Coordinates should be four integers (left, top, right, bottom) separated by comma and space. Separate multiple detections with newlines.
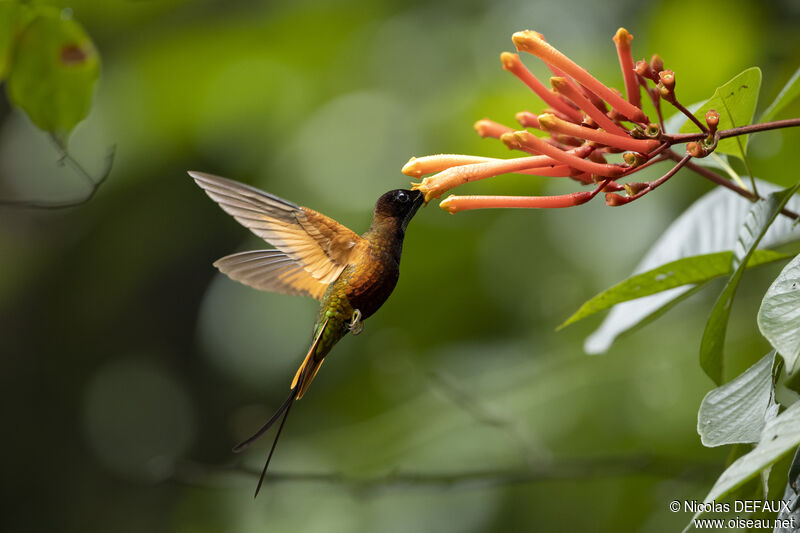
189, 171, 423, 496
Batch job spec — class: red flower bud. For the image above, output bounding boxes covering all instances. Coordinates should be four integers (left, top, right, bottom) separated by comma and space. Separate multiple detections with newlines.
705, 109, 719, 135
650, 54, 664, 74
605, 193, 628, 206
658, 69, 675, 90
686, 141, 707, 158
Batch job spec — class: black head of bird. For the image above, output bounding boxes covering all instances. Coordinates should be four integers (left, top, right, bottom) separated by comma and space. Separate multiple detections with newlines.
190, 171, 423, 496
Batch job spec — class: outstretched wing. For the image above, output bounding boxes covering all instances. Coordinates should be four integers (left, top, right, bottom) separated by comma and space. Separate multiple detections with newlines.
212, 249, 330, 299
190, 171, 364, 299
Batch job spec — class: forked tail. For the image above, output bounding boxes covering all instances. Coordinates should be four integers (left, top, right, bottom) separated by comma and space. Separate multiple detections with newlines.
231, 318, 329, 497
232, 386, 298, 497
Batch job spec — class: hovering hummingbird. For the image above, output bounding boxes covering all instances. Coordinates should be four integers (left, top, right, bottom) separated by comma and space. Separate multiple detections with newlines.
189, 171, 423, 496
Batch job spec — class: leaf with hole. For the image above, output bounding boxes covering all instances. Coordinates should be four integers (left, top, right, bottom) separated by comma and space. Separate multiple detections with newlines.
6, 7, 100, 136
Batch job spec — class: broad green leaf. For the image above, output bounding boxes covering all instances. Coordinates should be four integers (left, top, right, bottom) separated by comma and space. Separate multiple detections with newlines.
585, 180, 800, 355
758, 253, 800, 373
759, 66, 800, 123
700, 184, 800, 385
679, 67, 762, 161
697, 351, 776, 447
560, 250, 789, 329
774, 447, 800, 533
0, 1, 22, 80
688, 401, 800, 527
6, 8, 100, 136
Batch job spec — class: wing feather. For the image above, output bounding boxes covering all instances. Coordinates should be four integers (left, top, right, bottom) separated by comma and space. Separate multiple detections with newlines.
214, 250, 329, 299
191, 172, 363, 299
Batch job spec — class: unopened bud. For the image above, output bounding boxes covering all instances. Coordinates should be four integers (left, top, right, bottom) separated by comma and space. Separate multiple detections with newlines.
605, 193, 627, 206
623, 152, 647, 166
650, 54, 664, 74
658, 69, 675, 90
686, 141, 708, 158
634, 59, 655, 80
624, 182, 648, 196
705, 109, 720, 134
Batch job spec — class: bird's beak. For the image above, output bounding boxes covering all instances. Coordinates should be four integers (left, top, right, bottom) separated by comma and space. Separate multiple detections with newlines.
410, 189, 424, 216
402, 190, 424, 231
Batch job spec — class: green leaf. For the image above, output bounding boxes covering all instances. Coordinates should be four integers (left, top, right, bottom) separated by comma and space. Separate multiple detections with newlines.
6, 8, 100, 136
700, 184, 800, 384
0, 0, 23, 81
585, 180, 800, 354
679, 67, 762, 161
774, 447, 800, 532
697, 351, 777, 447
760, 66, 800, 123
758, 253, 800, 373
688, 401, 800, 526
559, 250, 790, 329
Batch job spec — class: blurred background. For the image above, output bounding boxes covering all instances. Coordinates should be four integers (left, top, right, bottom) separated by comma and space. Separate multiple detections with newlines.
2, 0, 800, 531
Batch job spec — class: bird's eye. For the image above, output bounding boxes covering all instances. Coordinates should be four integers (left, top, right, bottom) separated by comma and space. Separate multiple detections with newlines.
396, 191, 409, 202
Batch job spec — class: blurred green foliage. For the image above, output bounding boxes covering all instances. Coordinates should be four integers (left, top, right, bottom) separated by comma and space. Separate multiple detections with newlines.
1, 1, 799, 532
1, 1, 99, 138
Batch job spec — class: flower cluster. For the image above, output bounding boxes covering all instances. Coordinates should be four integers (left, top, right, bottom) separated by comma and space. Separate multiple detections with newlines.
404, 28, 719, 213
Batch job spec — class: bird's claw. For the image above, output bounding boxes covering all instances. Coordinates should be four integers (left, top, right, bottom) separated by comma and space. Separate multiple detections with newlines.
348, 309, 363, 335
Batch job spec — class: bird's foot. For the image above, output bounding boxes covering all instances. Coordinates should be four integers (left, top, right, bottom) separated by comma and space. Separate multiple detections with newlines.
348, 309, 364, 335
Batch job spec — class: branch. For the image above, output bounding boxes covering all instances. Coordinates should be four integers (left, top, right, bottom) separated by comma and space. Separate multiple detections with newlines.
175, 454, 719, 491
427, 370, 543, 465
0, 138, 116, 210
663, 118, 800, 144
666, 149, 800, 220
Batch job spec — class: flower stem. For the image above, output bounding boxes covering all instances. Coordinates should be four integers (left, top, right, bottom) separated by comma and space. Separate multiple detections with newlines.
662, 118, 800, 143
666, 149, 800, 220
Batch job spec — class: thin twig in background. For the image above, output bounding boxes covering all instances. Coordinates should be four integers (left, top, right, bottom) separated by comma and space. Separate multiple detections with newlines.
174, 454, 720, 492
427, 370, 545, 466
0, 138, 115, 210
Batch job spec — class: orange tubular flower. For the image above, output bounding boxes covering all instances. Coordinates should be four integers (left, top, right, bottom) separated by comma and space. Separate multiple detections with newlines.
474, 119, 514, 139
500, 52, 584, 123
612, 28, 640, 108
503, 130, 626, 177
401, 154, 572, 179
550, 77, 629, 137
513, 30, 649, 124
402, 27, 693, 215
515, 111, 540, 128
440, 191, 594, 213
412, 149, 592, 202
537, 113, 660, 153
